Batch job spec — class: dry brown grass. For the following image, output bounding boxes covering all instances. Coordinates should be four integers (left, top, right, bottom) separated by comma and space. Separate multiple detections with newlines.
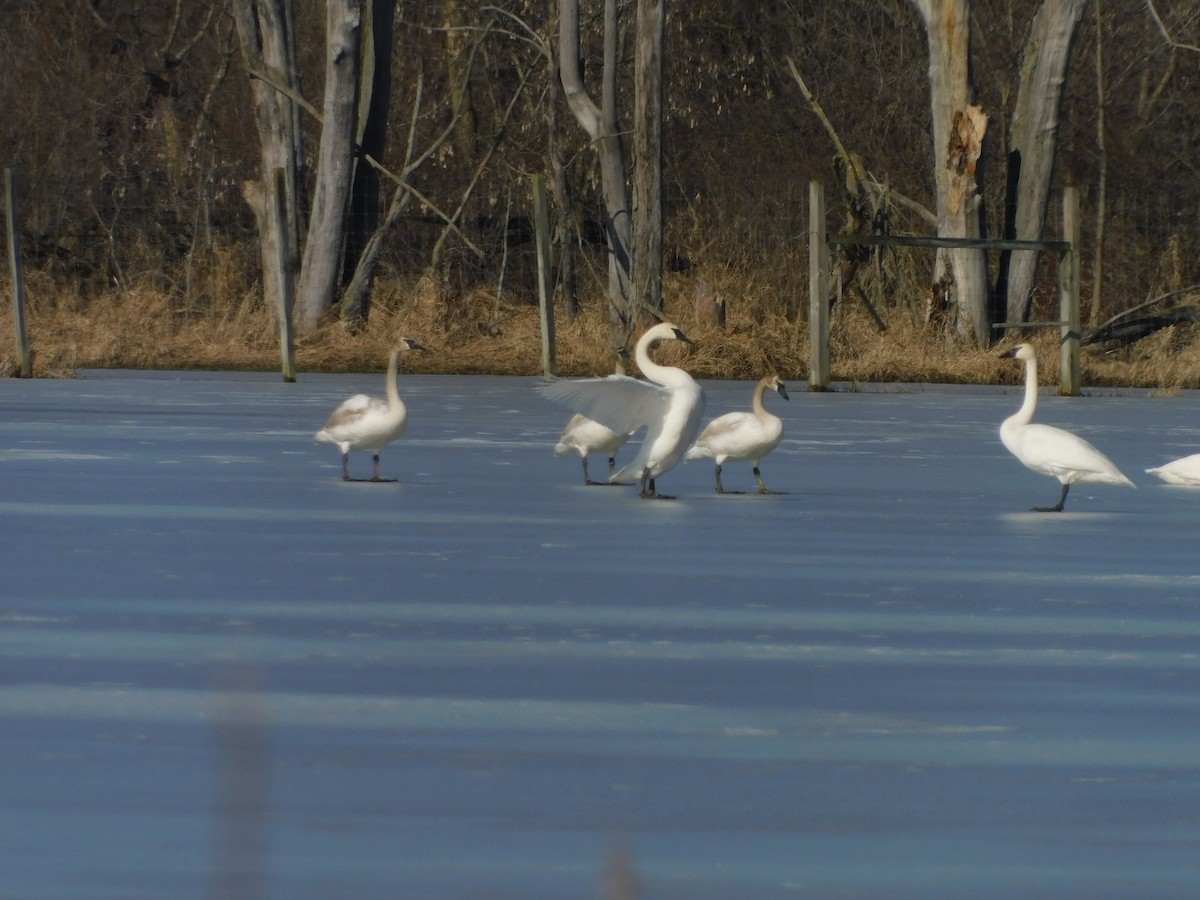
4, 269, 1200, 390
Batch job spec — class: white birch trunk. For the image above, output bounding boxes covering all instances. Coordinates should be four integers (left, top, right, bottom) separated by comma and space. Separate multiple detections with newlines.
1003, 0, 1088, 325
559, 0, 633, 345
231, 0, 303, 320
294, 0, 363, 333
632, 0, 665, 318
910, 0, 990, 344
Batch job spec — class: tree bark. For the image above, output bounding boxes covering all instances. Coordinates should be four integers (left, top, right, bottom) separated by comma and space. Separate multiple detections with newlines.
632, 0, 664, 319
546, 30, 580, 320
559, 0, 633, 347
909, 0, 990, 344
341, 0, 396, 328
231, 0, 304, 319
294, 0, 363, 333
999, 0, 1088, 326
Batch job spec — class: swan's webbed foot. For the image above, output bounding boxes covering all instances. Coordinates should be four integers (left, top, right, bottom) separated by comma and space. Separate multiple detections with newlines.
753, 466, 773, 495
638, 472, 675, 500
1031, 483, 1069, 512
713, 465, 746, 495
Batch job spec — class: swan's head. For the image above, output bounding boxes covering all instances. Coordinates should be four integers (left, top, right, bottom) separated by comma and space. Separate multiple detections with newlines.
766, 374, 790, 401
643, 321, 694, 346
1001, 342, 1036, 362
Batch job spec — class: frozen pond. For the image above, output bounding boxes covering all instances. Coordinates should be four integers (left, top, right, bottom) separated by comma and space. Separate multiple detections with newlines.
2, 367, 1200, 898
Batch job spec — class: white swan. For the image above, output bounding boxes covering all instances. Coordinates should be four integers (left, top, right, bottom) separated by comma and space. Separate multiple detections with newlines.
685, 374, 789, 493
315, 338, 425, 481
553, 349, 635, 485
1146, 453, 1200, 485
537, 321, 706, 499
999, 342, 1134, 511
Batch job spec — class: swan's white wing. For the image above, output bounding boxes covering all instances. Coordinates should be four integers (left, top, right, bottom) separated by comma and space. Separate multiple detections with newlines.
537, 375, 670, 435
1017, 423, 1132, 485
696, 411, 753, 445
322, 394, 384, 433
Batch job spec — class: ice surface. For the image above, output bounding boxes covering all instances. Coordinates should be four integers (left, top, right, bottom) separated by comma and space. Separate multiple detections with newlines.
1, 369, 1200, 898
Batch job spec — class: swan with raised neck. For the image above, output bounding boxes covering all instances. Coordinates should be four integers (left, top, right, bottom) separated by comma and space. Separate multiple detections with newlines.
999, 342, 1133, 511
536, 322, 706, 498
685, 374, 789, 494
315, 338, 425, 482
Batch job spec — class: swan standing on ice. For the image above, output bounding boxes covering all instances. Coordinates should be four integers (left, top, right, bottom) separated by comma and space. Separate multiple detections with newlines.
685, 374, 789, 493
537, 321, 705, 499
553, 349, 635, 485
315, 338, 425, 482
1146, 454, 1200, 485
999, 342, 1134, 511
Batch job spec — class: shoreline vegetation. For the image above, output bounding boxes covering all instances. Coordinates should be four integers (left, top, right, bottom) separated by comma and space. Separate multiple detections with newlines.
3, 274, 1199, 393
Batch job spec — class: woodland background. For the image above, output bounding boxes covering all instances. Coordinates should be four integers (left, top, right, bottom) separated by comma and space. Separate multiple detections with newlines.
2, 0, 1200, 386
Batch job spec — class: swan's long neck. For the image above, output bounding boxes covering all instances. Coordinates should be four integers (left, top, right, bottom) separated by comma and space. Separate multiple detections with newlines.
385, 348, 402, 411
1010, 355, 1039, 427
635, 334, 686, 387
751, 380, 769, 417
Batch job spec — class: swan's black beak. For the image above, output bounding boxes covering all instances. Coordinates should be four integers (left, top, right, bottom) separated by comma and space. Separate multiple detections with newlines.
405, 340, 427, 352
778, 384, 790, 401
671, 327, 695, 345
1000, 347, 1019, 359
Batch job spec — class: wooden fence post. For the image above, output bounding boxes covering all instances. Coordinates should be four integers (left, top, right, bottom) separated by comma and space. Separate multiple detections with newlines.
1058, 186, 1080, 396
808, 180, 830, 391
5, 168, 32, 377
271, 168, 296, 383
532, 173, 556, 377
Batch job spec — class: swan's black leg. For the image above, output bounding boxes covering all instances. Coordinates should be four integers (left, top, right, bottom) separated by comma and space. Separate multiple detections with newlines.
1033, 482, 1069, 513
753, 466, 769, 494
639, 470, 674, 500
715, 465, 726, 493
607, 456, 617, 478
582, 457, 596, 485
639, 469, 654, 497
371, 453, 382, 482
341, 453, 351, 482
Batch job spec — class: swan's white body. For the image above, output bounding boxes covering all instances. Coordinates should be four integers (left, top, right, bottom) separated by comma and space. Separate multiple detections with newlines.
315, 339, 424, 481
999, 343, 1134, 511
686, 374, 789, 493
537, 322, 706, 498
553, 351, 635, 485
1146, 453, 1200, 485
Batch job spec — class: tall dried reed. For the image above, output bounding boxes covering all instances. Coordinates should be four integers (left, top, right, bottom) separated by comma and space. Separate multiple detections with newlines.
3, 269, 1200, 389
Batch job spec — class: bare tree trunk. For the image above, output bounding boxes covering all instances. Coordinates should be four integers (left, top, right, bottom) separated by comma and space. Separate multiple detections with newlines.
341, 0, 396, 329
1089, 0, 1107, 327
445, 0, 478, 162
1000, 0, 1088, 326
231, 0, 304, 318
546, 26, 581, 320
909, 0, 990, 344
559, 0, 633, 347
294, 0, 363, 333
632, 0, 664, 319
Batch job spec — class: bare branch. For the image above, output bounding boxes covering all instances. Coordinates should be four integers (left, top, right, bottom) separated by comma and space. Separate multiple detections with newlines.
1145, 0, 1200, 53
246, 66, 483, 258
785, 56, 935, 228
